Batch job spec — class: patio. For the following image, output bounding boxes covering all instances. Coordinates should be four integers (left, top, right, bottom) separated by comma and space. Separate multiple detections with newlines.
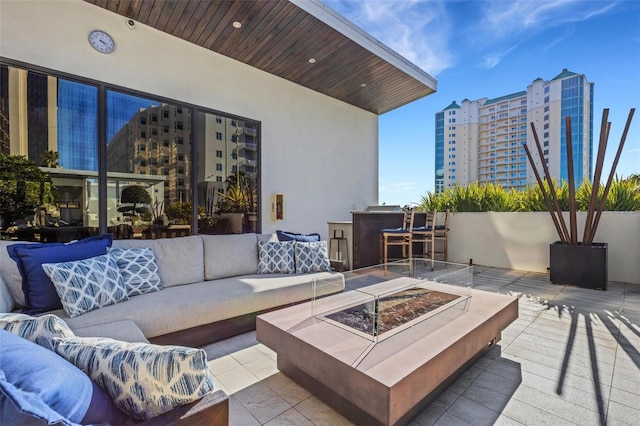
203, 266, 640, 426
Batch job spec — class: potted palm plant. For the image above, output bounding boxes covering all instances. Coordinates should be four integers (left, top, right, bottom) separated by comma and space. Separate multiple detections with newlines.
525, 108, 635, 289
215, 172, 257, 233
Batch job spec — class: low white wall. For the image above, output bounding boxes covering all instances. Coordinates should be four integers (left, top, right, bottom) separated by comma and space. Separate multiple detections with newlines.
448, 212, 640, 284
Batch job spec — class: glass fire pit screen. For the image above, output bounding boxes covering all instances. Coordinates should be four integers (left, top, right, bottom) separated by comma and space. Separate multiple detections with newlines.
325, 286, 463, 338
311, 259, 473, 342
287, 260, 472, 369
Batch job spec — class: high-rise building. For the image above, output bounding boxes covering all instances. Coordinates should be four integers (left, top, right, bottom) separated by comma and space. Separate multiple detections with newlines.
435, 69, 594, 193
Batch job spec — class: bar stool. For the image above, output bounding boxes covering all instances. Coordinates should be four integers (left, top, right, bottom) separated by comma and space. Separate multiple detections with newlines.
329, 229, 349, 270
379, 208, 415, 264
411, 209, 436, 259
433, 209, 450, 261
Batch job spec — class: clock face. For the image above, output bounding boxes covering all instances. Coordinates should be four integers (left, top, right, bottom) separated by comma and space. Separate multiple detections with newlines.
88, 30, 115, 54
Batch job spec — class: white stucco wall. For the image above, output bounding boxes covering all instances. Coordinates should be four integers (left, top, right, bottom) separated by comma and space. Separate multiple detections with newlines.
447, 212, 640, 284
0, 0, 378, 238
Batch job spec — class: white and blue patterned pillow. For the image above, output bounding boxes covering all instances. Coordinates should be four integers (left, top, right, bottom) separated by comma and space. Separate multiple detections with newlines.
108, 247, 162, 296
0, 313, 74, 350
51, 336, 215, 420
42, 254, 128, 318
257, 241, 295, 274
295, 241, 331, 273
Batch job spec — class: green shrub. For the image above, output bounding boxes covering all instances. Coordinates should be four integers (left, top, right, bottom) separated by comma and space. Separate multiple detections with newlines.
418, 177, 640, 212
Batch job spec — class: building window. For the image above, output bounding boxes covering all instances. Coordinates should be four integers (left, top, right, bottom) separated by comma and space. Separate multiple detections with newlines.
216, 150, 222, 158
216, 163, 222, 171
2, 60, 261, 239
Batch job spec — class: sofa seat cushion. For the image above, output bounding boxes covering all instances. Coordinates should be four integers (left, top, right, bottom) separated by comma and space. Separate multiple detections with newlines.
112, 236, 204, 288
57, 272, 344, 339
73, 319, 149, 343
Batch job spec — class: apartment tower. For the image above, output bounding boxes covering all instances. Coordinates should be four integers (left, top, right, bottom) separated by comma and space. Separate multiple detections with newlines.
435, 69, 594, 192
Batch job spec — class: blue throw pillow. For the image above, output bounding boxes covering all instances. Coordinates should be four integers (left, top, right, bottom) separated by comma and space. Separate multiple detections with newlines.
7, 235, 113, 314
276, 230, 321, 242
0, 329, 126, 425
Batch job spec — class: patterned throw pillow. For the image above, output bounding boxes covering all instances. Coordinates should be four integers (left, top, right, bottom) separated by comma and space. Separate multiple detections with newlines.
0, 313, 74, 350
51, 336, 215, 421
108, 247, 162, 296
295, 241, 331, 273
42, 254, 128, 318
257, 241, 295, 274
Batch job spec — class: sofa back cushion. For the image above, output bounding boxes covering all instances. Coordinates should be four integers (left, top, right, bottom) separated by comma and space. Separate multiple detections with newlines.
0, 240, 35, 308
0, 275, 14, 313
202, 233, 258, 280
112, 236, 204, 287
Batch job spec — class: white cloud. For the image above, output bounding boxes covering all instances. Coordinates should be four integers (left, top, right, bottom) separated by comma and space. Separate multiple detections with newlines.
477, 0, 619, 41
324, 0, 453, 75
480, 46, 517, 69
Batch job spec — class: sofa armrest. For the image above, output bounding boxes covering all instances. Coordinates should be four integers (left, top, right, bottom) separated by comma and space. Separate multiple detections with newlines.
132, 390, 229, 426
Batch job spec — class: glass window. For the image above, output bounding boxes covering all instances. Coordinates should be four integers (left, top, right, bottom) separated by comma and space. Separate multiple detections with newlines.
197, 112, 259, 234
106, 90, 192, 238
1, 65, 101, 238
1, 61, 261, 240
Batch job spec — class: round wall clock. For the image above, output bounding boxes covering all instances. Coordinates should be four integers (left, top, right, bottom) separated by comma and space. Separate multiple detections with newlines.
88, 30, 115, 54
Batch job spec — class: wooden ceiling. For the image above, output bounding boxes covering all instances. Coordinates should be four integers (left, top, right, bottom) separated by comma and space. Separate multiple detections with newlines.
84, 0, 436, 115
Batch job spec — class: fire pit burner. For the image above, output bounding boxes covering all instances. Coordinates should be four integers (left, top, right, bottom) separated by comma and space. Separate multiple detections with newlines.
326, 287, 460, 336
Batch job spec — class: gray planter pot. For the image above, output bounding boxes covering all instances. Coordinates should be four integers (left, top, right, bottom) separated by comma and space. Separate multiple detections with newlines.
549, 242, 608, 290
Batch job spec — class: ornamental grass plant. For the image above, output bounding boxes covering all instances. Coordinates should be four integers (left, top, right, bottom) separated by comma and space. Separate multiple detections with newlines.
418, 177, 640, 213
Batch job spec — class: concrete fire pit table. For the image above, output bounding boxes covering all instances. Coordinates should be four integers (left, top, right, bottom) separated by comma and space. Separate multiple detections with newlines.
257, 263, 518, 426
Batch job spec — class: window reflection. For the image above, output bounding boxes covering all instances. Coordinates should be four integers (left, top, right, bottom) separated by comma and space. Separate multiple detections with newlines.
106, 90, 192, 239
196, 112, 258, 234
0, 62, 260, 241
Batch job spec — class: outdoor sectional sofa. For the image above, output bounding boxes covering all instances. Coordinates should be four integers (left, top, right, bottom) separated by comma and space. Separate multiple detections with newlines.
0, 232, 344, 425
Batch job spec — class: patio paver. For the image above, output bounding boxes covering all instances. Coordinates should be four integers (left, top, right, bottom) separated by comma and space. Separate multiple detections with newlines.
202, 266, 640, 425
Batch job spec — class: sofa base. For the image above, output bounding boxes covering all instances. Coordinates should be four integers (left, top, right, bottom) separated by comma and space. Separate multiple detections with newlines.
148, 304, 296, 348
133, 390, 228, 426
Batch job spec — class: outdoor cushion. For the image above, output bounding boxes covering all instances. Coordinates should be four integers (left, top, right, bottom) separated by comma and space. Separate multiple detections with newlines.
276, 230, 321, 242
0, 312, 74, 349
0, 329, 124, 425
295, 241, 331, 273
258, 241, 295, 274
42, 254, 128, 318
7, 235, 112, 314
0, 240, 34, 308
202, 233, 258, 280
113, 236, 203, 288
380, 227, 411, 233
108, 247, 162, 296
51, 336, 214, 420
0, 274, 14, 313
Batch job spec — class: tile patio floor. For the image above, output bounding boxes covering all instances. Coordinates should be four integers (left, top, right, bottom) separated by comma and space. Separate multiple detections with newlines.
202, 266, 640, 426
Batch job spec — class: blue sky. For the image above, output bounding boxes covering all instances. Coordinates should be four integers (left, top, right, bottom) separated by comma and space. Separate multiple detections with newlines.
324, 0, 640, 206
